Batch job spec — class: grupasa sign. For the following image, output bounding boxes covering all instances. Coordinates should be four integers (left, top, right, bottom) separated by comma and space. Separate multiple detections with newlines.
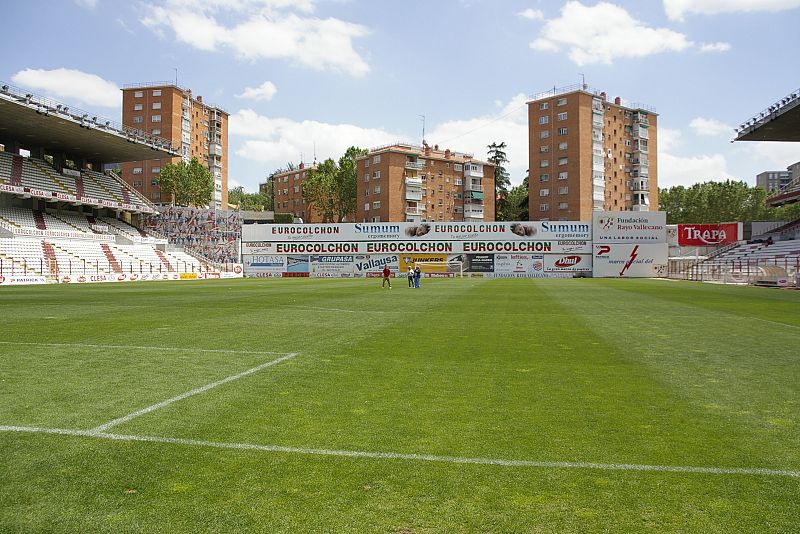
243, 221, 591, 242
677, 223, 741, 246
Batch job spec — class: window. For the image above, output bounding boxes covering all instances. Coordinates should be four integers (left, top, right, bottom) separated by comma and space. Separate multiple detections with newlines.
364, 175, 370, 182
133, 167, 143, 175
373, 186, 380, 194
540, 203, 549, 211
558, 172, 568, 180
152, 102, 161, 110
454, 164, 462, 171
283, 189, 287, 194
438, 199, 443, 206
371, 216, 381, 222
151, 192, 161, 200
558, 157, 568, 166
132, 180, 142, 188
559, 202, 568, 210
294, 186, 299, 193
152, 167, 160, 173
539, 130, 550, 139
540, 145, 549, 153
151, 179, 159, 186
133, 104, 143, 111
455, 192, 462, 199
446, 163, 450, 169
558, 142, 568, 150
364, 202, 370, 211
364, 159, 370, 168
557, 98, 567, 106
152, 90, 161, 97
558, 186, 568, 194
539, 102, 549, 110
133, 116, 142, 124
152, 115, 161, 123
372, 201, 381, 209
454, 178, 462, 185
365, 189, 370, 196
373, 170, 381, 179
540, 174, 549, 182
557, 112, 567, 121
625, 139, 632, 147
558, 128, 567, 135
134, 91, 143, 98
539, 188, 549, 196
438, 184, 443, 191
373, 155, 381, 164
283, 176, 288, 182
152, 129, 161, 136
540, 160, 549, 168
538, 116, 549, 125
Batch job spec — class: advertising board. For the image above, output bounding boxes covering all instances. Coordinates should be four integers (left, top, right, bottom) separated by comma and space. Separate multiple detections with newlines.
543, 254, 592, 272
677, 223, 741, 246
593, 211, 667, 243
593, 243, 668, 278
242, 240, 590, 255
310, 255, 355, 277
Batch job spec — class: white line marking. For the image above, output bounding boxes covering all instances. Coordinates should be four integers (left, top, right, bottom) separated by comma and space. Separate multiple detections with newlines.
0, 425, 796, 478
750, 317, 800, 330
88, 352, 298, 434
0, 341, 289, 355
288, 305, 359, 313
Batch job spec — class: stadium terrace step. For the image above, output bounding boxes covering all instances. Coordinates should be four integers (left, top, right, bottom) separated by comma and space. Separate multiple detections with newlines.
100, 243, 122, 273
75, 175, 85, 198
121, 186, 131, 204
30, 160, 75, 196
40, 242, 59, 274
33, 211, 47, 230
11, 155, 22, 186
155, 249, 175, 272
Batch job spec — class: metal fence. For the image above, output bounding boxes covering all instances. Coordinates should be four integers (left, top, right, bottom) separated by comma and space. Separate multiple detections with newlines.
0, 258, 240, 277
668, 257, 800, 286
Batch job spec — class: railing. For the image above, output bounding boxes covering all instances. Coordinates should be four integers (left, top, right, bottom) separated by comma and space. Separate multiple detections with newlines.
0, 81, 178, 155
528, 83, 657, 113
405, 161, 425, 170
0, 258, 209, 276
668, 257, 799, 286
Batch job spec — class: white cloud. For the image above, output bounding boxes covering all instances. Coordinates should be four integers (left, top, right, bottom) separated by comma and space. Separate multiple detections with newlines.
141, 0, 369, 76
689, 117, 733, 137
237, 81, 278, 101
518, 8, 544, 20
74, 0, 97, 8
10, 68, 120, 108
664, 0, 800, 21
659, 152, 735, 187
699, 41, 731, 53
230, 109, 401, 164
530, 1, 693, 65
742, 142, 800, 169
658, 128, 683, 152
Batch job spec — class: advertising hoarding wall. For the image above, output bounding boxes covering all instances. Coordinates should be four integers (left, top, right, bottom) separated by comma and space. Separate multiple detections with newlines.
593, 244, 668, 278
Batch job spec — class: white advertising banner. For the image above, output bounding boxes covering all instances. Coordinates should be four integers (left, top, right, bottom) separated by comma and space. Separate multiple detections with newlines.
543, 254, 593, 272
593, 211, 667, 243
243, 221, 591, 243
310, 255, 355, 278
353, 255, 399, 277
243, 240, 589, 255
244, 254, 286, 276
593, 243, 668, 278
0, 275, 47, 285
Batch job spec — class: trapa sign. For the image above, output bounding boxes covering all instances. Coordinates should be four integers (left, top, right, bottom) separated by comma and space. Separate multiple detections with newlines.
677, 223, 740, 246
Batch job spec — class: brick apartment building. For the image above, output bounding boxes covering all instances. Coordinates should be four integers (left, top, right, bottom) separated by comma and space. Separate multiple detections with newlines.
266, 162, 324, 223
119, 83, 229, 210
527, 85, 658, 221
355, 143, 495, 223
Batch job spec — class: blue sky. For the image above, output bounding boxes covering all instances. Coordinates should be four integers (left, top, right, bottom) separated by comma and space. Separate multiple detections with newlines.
1, 0, 799, 192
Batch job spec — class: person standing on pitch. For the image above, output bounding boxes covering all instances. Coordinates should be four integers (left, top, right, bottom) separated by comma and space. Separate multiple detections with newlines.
414, 264, 421, 288
407, 265, 414, 288
382, 264, 392, 289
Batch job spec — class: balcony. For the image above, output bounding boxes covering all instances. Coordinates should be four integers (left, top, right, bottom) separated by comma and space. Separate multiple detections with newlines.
464, 180, 483, 192
632, 179, 649, 192
209, 143, 222, 157
405, 160, 425, 170
405, 188, 423, 201
405, 176, 423, 187
463, 165, 483, 178
464, 206, 484, 219
405, 205, 425, 216
633, 164, 649, 178
633, 113, 649, 125
633, 125, 649, 139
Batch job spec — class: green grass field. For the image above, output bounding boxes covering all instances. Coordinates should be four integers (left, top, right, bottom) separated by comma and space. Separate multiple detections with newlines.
1, 277, 798, 533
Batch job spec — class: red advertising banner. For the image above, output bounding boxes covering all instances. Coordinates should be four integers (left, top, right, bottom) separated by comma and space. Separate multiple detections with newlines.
677, 223, 741, 246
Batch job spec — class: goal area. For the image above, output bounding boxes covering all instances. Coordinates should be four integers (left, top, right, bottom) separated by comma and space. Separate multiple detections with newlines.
414, 260, 464, 277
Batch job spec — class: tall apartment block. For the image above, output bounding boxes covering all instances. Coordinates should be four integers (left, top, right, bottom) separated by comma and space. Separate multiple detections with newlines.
355, 143, 495, 223
267, 162, 324, 223
119, 83, 229, 210
756, 169, 792, 193
527, 86, 658, 220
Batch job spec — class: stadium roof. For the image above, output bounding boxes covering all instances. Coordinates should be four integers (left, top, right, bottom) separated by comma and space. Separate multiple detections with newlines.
0, 83, 177, 163
733, 87, 800, 142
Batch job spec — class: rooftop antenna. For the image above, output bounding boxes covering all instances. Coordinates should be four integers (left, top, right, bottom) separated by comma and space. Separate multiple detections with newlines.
419, 114, 426, 145
313, 141, 317, 164
579, 73, 586, 90
174, 67, 178, 87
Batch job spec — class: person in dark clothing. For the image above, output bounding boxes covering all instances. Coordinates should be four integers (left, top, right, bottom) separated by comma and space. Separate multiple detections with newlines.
382, 265, 392, 288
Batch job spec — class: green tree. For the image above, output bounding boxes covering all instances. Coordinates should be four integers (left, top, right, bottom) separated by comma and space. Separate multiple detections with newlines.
505, 174, 529, 221
228, 186, 270, 211
658, 180, 796, 224
302, 147, 368, 223
487, 142, 511, 220
158, 157, 213, 207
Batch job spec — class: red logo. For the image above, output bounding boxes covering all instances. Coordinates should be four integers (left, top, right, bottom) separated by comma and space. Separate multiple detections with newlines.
130, 274, 139, 280
554, 255, 582, 268
61, 276, 71, 283
678, 224, 739, 246
0, 276, 5, 284
233, 265, 243, 274
619, 245, 640, 276
77, 276, 86, 283
118, 274, 127, 281
596, 245, 612, 256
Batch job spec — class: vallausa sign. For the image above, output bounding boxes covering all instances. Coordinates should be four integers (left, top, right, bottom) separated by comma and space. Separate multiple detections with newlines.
677, 223, 741, 246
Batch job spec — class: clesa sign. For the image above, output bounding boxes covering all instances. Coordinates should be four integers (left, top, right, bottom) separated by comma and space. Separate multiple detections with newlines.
678, 223, 741, 246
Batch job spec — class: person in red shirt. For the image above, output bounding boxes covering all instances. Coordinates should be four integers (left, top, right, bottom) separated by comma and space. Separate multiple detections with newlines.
382, 265, 392, 289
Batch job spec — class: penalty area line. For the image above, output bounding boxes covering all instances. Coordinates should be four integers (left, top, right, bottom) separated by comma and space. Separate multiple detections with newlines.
88, 352, 299, 434
0, 425, 798, 479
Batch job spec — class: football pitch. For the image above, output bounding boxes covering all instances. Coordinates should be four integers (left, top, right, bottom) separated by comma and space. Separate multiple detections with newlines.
1, 277, 798, 532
